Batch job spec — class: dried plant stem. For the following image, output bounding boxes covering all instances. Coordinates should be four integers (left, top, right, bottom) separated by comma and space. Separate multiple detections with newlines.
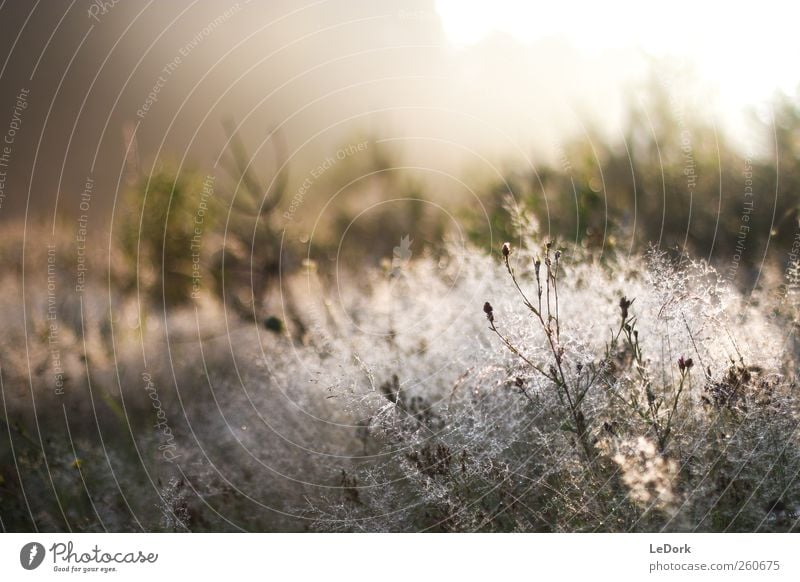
553, 253, 561, 342
488, 321, 558, 385
500, 249, 595, 461
662, 372, 689, 448
620, 315, 690, 452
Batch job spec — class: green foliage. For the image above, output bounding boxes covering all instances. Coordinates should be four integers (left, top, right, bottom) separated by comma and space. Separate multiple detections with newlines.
119, 167, 216, 307
473, 85, 800, 280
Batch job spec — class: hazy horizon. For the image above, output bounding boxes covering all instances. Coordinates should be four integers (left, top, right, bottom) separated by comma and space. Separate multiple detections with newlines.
0, 0, 795, 225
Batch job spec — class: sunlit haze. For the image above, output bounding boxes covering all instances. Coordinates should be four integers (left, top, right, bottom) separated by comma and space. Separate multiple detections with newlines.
436, 0, 800, 139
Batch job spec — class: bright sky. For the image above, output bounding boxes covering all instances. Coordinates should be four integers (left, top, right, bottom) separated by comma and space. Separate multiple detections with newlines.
435, 0, 800, 112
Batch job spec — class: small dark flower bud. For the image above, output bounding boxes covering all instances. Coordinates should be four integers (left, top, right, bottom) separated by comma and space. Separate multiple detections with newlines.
678, 356, 688, 372
483, 301, 494, 322
545, 240, 553, 250
619, 296, 634, 320
501, 242, 511, 257
554, 249, 561, 261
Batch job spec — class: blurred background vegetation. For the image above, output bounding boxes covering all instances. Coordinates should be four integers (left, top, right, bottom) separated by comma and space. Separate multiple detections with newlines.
115, 81, 800, 323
